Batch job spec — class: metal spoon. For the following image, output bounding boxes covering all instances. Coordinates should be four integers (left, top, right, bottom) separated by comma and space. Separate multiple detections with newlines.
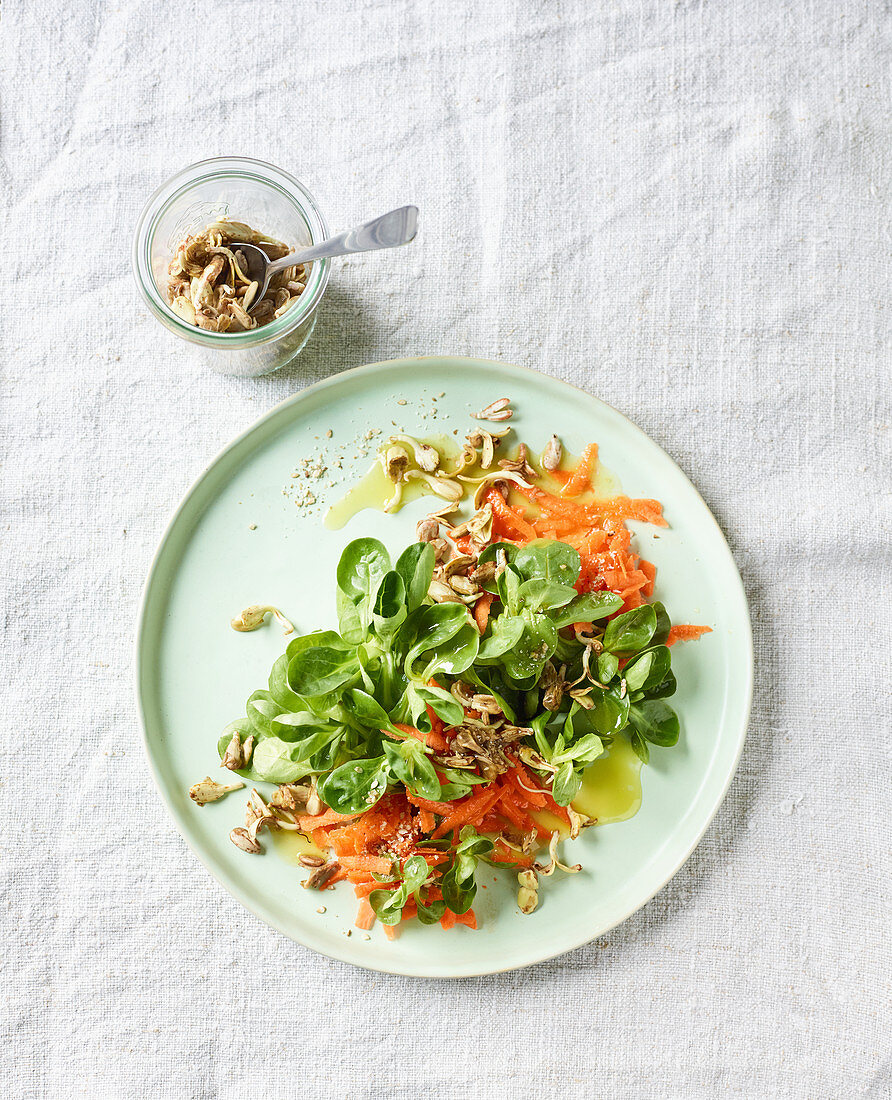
233, 205, 418, 310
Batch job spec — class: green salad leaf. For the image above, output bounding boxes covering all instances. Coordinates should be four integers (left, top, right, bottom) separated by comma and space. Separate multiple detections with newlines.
368, 855, 450, 925
439, 828, 494, 914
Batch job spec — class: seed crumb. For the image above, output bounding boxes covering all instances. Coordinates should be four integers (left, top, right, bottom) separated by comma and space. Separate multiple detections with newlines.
325, 429, 332, 438
342, 929, 352, 937
397, 399, 407, 405
248, 523, 257, 530
316, 906, 326, 914
363, 933, 371, 940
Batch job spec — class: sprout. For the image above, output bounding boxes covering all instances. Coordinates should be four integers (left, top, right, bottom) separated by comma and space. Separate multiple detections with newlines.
539, 660, 565, 712
427, 501, 461, 519
448, 574, 478, 596
498, 443, 537, 480
517, 869, 539, 914
416, 516, 441, 542
229, 827, 262, 854
389, 434, 441, 473
451, 503, 493, 543
469, 469, 534, 509
245, 789, 276, 838
517, 745, 558, 774
230, 605, 294, 635
380, 444, 411, 482
304, 776, 324, 817
227, 299, 256, 331
188, 776, 245, 805
190, 256, 225, 309
428, 579, 472, 605
449, 444, 481, 476
534, 831, 582, 877
383, 480, 404, 513
404, 469, 463, 501
302, 860, 342, 889
167, 220, 305, 332
220, 730, 255, 772
473, 397, 513, 422
567, 808, 595, 839
269, 784, 311, 812
568, 688, 595, 710
574, 625, 602, 648
449, 680, 476, 706
443, 554, 476, 577
170, 296, 196, 324
541, 435, 563, 471
242, 280, 259, 311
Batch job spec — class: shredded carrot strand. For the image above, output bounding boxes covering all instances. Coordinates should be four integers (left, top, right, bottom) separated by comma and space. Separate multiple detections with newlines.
486, 488, 539, 540
667, 624, 712, 645
385, 721, 449, 753
474, 592, 494, 633
561, 443, 599, 497
352, 879, 397, 897
337, 855, 395, 874
355, 898, 376, 929
406, 793, 456, 815
297, 809, 363, 831
431, 786, 502, 839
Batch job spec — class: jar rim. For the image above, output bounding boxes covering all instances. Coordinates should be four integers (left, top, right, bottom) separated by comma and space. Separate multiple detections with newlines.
132, 157, 330, 346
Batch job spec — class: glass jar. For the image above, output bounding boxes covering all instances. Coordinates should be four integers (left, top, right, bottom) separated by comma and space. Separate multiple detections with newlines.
132, 157, 330, 377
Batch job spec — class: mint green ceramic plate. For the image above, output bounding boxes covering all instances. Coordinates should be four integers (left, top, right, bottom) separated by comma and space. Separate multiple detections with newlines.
136, 357, 752, 977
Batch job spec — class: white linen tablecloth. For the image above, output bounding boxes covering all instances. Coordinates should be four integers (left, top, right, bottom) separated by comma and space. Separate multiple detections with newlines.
1, 1, 889, 1096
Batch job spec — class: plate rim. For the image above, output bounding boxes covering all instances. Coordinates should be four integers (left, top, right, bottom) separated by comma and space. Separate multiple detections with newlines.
134, 355, 754, 977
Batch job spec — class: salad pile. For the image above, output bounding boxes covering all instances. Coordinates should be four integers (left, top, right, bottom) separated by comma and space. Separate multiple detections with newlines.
192, 416, 709, 934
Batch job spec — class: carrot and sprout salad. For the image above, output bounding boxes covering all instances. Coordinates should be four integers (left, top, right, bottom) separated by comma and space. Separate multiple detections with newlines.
190, 402, 709, 935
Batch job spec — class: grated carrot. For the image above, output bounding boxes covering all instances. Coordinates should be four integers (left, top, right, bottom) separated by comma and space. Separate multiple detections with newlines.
298, 809, 363, 831
474, 592, 494, 633
355, 898, 376, 930
560, 443, 599, 497
385, 721, 448, 753
667, 624, 712, 645
337, 855, 395, 874
486, 488, 539, 540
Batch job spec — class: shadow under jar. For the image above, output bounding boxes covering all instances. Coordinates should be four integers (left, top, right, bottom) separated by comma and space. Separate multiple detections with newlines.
132, 157, 331, 377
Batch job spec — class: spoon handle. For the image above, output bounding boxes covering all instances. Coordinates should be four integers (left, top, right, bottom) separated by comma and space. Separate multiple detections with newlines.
269, 205, 418, 272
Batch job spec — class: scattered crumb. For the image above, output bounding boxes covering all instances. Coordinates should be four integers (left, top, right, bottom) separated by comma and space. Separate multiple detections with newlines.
362, 933, 371, 941
280, 398, 444, 517
248, 523, 257, 530
316, 906, 327, 914
342, 929, 352, 938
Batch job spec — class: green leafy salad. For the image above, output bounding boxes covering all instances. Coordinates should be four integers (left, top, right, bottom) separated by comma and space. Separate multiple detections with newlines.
188, 417, 702, 933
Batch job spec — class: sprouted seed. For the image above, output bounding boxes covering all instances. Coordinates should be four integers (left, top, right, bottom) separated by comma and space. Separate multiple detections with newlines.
166, 219, 307, 332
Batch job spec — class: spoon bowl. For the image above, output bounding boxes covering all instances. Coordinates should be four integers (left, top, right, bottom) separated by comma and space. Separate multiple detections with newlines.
233, 204, 418, 309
